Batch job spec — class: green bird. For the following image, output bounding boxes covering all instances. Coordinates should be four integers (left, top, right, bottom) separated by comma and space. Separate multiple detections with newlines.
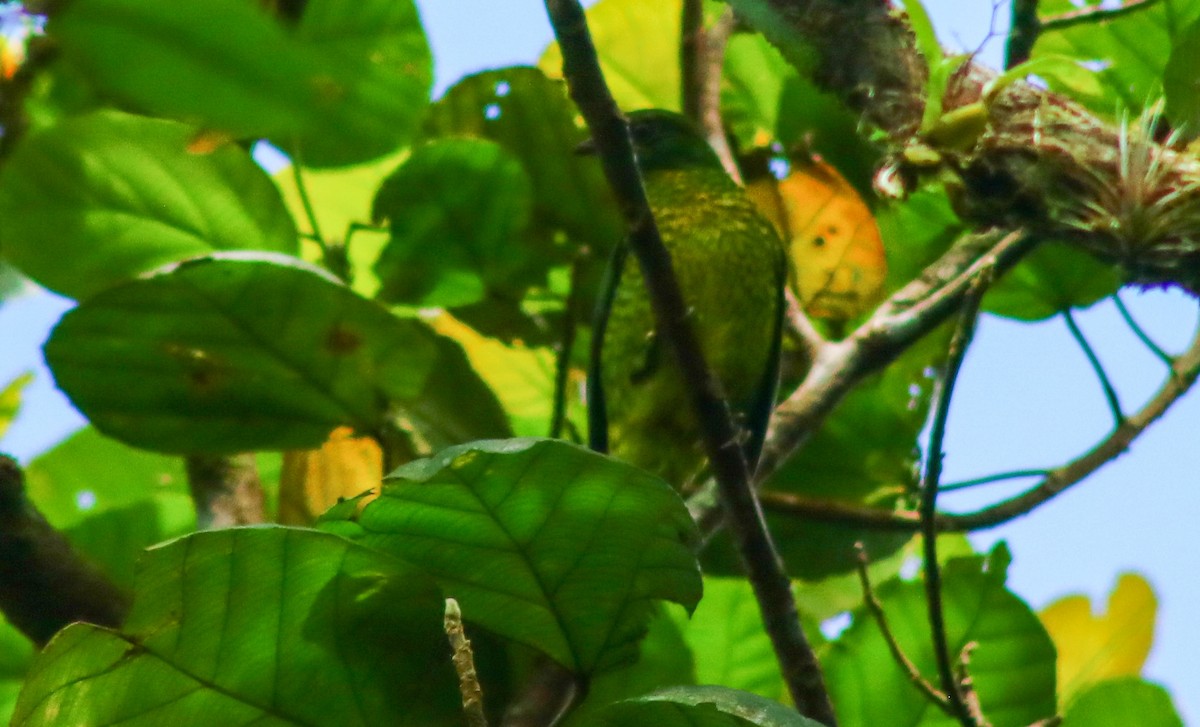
588, 109, 787, 487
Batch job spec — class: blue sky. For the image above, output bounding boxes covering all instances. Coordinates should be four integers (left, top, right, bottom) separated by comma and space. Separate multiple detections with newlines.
1, 0, 1196, 720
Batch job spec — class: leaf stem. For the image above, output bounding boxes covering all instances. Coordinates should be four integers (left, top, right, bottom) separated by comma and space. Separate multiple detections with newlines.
939, 468, 1050, 492
1112, 293, 1174, 367
1062, 308, 1123, 428
550, 254, 585, 439
920, 269, 990, 727
854, 543, 952, 715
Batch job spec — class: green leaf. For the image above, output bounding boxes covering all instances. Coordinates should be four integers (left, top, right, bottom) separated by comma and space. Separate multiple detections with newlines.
372, 138, 542, 307
405, 333, 516, 449
539, 0, 682, 111
582, 685, 825, 727
52, 0, 432, 167
23, 427, 190, 529
422, 67, 622, 250
0, 261, 28, 308
1061, 678, 1183, 727
0, 372, 32, 441
11, 527, 461, 726
823, 547, 1057, 727
0, 110, 298, 299
984, 242, 1120, 321
671, 577, 784, 700
287, 0, 433, 167
876, 185, 964, 294
352, 438, 702, 675
1163, 16, 1200, 129
1033, 0, 1200, 116
722, 34, 879, 195
44, 254, 440, 453
563, 605, 698, 727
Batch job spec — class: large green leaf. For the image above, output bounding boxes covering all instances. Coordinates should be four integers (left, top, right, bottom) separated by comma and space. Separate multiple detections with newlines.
52, 0, 431, 168
671, 577, 784, 700
1061, 678, 1183, 727
823, 546, 1057, 727
44, 254, 439, 453
0, 110, 297, 299
347, 438, 702, 675
372, 138, 544, 307
581, 685, 825, 727
1033, 0, 1200, 116
1163, 16, 1200, 130
11, 527, 461, 726
563, 605, 697, 727
422, 66, 621, 250
287, 0, 432, 166
984, 242, 1120, 321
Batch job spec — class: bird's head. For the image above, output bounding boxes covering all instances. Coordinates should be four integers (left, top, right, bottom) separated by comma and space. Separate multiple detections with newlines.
578, 109, 722, 174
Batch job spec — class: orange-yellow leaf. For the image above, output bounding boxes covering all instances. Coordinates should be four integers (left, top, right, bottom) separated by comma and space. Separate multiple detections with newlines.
0, 38, 22, 80
277, 426, 382, 525
748, 159, 887, 321
1040, 572, 1157, 706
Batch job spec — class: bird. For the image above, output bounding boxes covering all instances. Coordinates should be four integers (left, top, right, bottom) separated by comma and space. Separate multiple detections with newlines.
587, 109, 787, 488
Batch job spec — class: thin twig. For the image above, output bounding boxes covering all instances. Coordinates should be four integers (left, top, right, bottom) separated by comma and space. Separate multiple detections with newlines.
920, 269, 990, 727
686, 6, 741, 182
550, 253, 585, 439
1040, 0, 1162, 33
1112, 293, 1174, 367
1005, 0, 1040, 70
1062, 308, 1123, 428
291, 155, 325, 244
445, 599, 488, 727
542, 1, 835, 722
939, 468, 1050, 492
854, 544, 952, 715
753, 319, 1200, 531
680, 0, 704, 121
955, 643, 991, 727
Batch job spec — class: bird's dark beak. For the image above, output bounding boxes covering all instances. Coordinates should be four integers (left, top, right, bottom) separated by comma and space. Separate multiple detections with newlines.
574, 137, 597, 155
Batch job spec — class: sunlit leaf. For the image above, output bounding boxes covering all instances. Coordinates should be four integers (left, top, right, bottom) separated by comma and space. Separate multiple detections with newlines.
44, 254, 439, 453
563, 606, 697, 727
347, 438, 702, 675
278, 426, 382, 525
11, 527, 461, 726
746, 159, 887, 321
581, 685, 825, 727
1061, 677, 1183, 727
984, 241, 1120, 321
0, 373, 32, 441
1040, 572, 1156, 706
430, 314, 582, 438
823, 546, 1057, 727
0, 110, 297, 299
671, 577, 784, 700
1034, 0, 1200, 117
540, 0, 682, 111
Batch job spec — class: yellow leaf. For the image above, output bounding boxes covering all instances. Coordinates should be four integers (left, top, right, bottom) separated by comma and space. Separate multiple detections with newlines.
430, 313, 580, 438
748, 159, 887, 321
277, 426, 382, 525
0, 372, 33, 441
1040, 572, 1157, 706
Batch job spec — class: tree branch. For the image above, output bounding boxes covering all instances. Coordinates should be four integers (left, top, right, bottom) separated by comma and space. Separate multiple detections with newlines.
681, 4, 741, 182
185, 454, 265, 530
542, 1, 835, 722
1040, 0, 1162, 33
0, 455, 131, 646
1005, 0, 1040, 70
753, 319, 1200, 531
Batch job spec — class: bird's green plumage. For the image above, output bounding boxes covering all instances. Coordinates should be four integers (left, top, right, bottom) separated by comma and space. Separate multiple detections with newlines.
589, 110, 787, 486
